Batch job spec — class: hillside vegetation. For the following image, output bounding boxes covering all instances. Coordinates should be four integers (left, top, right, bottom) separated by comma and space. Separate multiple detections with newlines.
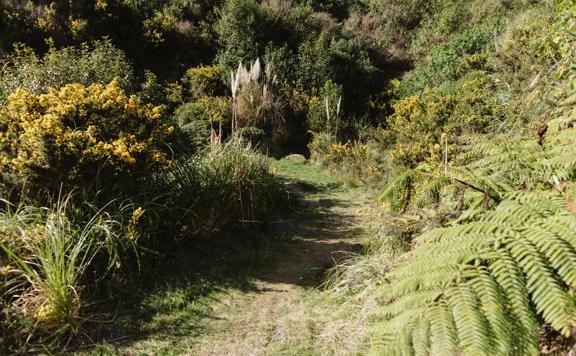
0, 0, 575, 354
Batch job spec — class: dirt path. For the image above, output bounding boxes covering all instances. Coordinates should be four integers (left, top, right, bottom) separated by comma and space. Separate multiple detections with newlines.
187, 162, 377, 355
87, 159, 378, 355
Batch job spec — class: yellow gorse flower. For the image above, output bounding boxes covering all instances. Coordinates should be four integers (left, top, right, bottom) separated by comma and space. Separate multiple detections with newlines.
0, 79, 174, 187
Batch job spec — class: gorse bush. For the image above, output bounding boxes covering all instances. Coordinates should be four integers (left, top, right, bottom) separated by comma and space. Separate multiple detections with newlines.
180, 65, 224, 100
380, 110, 576, 214
309, 133, 384, 186
384, 72, 503, 169
0, 80, 175, 201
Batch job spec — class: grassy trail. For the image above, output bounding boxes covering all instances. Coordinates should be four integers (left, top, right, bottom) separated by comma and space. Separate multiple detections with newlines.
88, 158, 379, 355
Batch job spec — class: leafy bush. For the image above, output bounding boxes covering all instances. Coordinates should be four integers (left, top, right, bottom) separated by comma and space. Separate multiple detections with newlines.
307, 80, 343, 135
295, 33, 335, 96
0, 80, 174, 200
142, 10, 176, 44
385, 73, 504, 169
400, 24, 499, 95
180, 65, 224, 100
214, 0, 268, 76
174, 96, 231, 147
0, 41, 134, 103
309, 133, 383, 185
367, 0, 438, 49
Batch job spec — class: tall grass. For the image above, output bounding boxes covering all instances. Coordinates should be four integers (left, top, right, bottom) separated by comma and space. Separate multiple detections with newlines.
0, 137, 285, 352
0, 196, 125, 350
157, 136, 282, 239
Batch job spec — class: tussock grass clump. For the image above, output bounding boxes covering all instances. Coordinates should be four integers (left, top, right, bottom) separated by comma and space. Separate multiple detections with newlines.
157, 136, 283, 239
0, 196, 127, 352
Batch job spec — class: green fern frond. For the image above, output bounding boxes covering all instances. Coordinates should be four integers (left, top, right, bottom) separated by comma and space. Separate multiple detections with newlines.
379, 168, 420, 212
489, 249, 539, 350
370, 192, 576, 355
428, 302, 460, 355
449, 282, 495, 355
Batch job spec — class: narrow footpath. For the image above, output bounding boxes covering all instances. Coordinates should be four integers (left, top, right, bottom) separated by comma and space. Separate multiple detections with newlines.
88, 158, 380, 355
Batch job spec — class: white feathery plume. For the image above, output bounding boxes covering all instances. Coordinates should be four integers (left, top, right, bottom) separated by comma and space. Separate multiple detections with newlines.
250, 58, 261, 82
239, 64, 249, 86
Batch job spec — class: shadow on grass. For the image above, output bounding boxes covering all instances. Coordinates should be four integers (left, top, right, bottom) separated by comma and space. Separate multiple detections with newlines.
74, 168, 366, 353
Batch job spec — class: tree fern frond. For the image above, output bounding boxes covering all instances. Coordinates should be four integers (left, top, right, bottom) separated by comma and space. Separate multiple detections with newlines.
370, 192, 576, 355
491, 249, 543, 356
429, 302, 461, 356
376, 286, 445, 319
508, 237, 576, 335
379, 265, 462, 301
411, 317, 431, 356
522, 225, 576, 286
468, 266, 521, 354
449, 283, 495, 355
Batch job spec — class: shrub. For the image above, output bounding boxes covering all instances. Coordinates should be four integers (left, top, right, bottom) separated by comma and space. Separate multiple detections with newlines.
181, 65, 224, 100
174, 96, 231, 147
0, 40, 134, 103
295, 33, 334, 96
385, 73, 504, 168
214, 0, 268, 76
138, 70, 165, 105
401, 23, 499, 95
142, 10, 175, 44
309, 133, 384, 185
0, 80, 175, 200
367, 0, 438, 50
175, 97, 231, 127
307, 80, 343, 136
308, 132, 337, 164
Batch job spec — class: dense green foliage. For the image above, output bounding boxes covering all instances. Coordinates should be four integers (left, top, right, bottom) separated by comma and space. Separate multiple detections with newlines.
1, 0, 575, 353
367, 0, 576, 354
0, 40, 134, 103
373, 192, 576, 355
